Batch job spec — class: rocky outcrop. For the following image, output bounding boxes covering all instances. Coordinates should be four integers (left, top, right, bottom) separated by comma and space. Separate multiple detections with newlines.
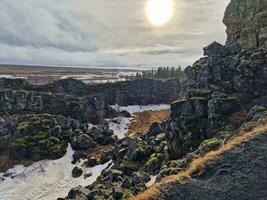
164, 42, 267, 159
0, 113, 118, 164
0, 78, 29, 90
0, 89, 107, 123
158, 130, 267, 200
87, 78, 180, 106
223, 0, 267, 52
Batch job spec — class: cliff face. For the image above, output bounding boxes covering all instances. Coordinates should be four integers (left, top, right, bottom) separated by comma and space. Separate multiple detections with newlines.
163, 0, 267, 159
223, 0, 267, 52
88, 78, 180, 106
0, 89, 107, 123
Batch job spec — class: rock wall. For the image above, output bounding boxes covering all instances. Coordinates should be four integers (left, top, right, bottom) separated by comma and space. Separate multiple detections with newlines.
0, 89, 107, 123
223, 0, 267, 52
87, 78, 180, 106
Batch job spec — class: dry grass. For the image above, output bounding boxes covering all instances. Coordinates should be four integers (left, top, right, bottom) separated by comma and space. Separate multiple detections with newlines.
131, 123, 267, 200
127, 109, 170, 137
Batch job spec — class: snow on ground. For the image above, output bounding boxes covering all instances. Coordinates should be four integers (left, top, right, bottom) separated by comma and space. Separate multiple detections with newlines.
111, 104, 170, 114
145, 175, 157, 187
108, 104, 170, 139
0, 144, 111, 200
106, 117, 132, 139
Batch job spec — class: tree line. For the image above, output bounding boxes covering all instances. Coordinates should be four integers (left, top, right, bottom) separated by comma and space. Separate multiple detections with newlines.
136, 66, 183, 79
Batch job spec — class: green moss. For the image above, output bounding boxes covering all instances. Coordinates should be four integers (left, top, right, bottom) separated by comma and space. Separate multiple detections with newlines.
201, 138, 220, 149
31, 147, 43, 155
16, 122, 29, 131
145, 154, 158, 168
121, 160, 141, 171
48, 136, 60, 144
51, 125, 62, 133
32, 132, 48, 141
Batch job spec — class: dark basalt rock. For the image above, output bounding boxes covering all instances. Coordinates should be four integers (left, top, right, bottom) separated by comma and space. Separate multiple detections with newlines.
159, 132, 267, 200
71, 134, 96, 151
72, 166, 83, 178
203, 41, 228, 57
223, 0, 267, 51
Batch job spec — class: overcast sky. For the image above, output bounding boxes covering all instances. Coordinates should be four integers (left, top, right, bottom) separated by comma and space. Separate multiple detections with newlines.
0, 0, 230, 69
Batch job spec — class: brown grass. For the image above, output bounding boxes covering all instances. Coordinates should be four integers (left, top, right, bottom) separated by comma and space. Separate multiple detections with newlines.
127, 109, 170, 137
131, 123, 267, 200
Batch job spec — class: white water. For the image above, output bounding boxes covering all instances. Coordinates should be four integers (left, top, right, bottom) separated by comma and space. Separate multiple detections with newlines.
0, 145, 111, 200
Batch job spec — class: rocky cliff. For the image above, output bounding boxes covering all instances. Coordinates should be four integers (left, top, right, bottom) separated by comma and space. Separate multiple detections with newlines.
63, 0, 267, 199
130, 0, 267, 199
0, 89, 107, 123
223, 0, 267, 52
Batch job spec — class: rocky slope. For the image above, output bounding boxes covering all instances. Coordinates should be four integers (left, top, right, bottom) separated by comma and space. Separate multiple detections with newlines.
59, 0, 267, 199
159, 132, 267, 200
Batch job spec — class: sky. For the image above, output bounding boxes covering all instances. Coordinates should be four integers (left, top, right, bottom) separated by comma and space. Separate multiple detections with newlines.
0, 0, 230, 69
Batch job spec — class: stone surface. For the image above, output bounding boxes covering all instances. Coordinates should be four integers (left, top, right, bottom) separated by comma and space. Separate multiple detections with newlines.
223, 0, 267, 51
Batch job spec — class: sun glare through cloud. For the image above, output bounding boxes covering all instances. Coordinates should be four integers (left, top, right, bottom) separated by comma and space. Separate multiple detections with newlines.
146, 0, 173, 26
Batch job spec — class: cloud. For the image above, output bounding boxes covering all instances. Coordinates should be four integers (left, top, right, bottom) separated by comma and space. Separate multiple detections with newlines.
0, 0, 230, 68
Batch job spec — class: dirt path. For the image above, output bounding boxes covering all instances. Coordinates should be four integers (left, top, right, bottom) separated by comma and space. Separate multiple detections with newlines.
127, 109, 170, 137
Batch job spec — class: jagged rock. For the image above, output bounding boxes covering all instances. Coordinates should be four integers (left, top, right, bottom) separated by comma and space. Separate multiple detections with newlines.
0, 89, 107, 123
207, 93, 240, 128
132, 172, 151, 185
203, 41, 228, 56
71, 134, 96, 150
112, 187, 123, 200
85, 157, 97, 167
248, 105, 267, 120
67, 186, 89, 199
223, 0, 267, 51
121, 178, 131, 189
72, 166, 83, 178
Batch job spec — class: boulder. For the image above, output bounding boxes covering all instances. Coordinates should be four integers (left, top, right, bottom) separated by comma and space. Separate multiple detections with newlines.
71, 134, 96, 150
72, 166, 83, 178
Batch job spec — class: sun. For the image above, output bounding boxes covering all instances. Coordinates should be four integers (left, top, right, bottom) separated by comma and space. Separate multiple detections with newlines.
146, 0, 173, 26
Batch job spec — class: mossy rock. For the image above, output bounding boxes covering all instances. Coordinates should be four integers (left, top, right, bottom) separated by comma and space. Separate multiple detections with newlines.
120, 160, 141, 173
16, 122, 29, 131
32, 132, 48, 141
48, 136, 60, 144
144, 153, 164, 173
201, 138, 220, 148
50, 145, 66, 158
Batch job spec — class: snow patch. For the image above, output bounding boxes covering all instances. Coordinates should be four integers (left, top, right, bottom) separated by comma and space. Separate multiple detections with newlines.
0, 144, 111, 200
112, 104, 170, 114
108, 104, 170, 139
146, 175, 157, 187
106, 117, 132, 139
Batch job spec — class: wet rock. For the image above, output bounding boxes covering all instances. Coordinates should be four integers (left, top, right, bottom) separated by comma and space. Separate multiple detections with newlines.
72, 166, 83, 178
85, 157, 97, 167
